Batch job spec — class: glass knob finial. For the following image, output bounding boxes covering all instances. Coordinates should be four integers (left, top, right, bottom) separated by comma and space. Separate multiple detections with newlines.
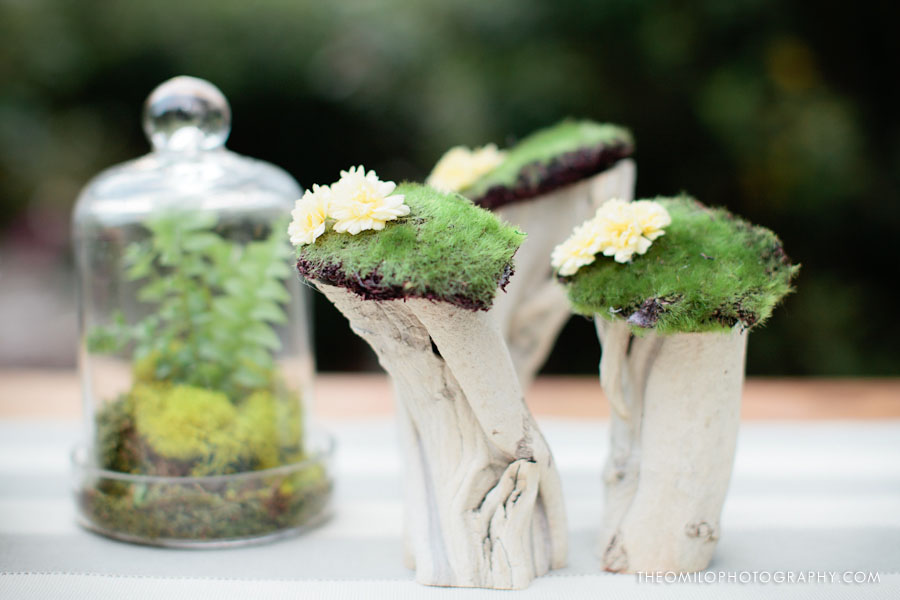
143, 76, 231, 153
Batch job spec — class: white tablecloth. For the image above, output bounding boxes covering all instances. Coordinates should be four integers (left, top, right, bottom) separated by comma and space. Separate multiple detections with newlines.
1, 418, 898, 598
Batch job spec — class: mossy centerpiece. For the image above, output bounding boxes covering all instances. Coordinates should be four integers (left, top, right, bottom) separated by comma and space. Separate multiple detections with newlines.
428, 120, 636, 388
293, 171, 566, 589
71, 77, 331, 547
556, 196, 797, 573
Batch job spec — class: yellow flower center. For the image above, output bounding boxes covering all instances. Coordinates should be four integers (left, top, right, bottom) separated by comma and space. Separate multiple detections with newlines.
346, 189, 381, 217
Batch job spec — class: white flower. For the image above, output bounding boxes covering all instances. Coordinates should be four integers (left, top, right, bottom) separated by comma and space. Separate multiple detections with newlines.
329, 166, 409, 235
632, 199, 672, 241
426, 144, 506, 192
288, 184, 331, 246
551, 219, 606, 276
551, 199, 671, 274
594, 200, 652, 264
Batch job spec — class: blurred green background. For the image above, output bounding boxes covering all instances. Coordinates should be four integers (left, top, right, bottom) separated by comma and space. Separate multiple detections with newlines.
1, 0, 897, 375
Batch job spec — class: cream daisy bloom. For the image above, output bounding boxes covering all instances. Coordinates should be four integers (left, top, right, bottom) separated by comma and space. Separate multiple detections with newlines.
594, 200, 652, 263
329, 166, 409, 235
632, 199, 672, 241
551, 219, 606, 276
426, 144, 506, 192
594, 199, 671, 263
553, 199, 671, 273
288, 184, 331, 246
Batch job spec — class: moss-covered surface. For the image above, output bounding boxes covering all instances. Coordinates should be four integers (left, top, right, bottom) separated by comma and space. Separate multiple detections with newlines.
462, 119, 634, 209
97, 383, 305, 477
81, 384, 331, 543
296, 183, 525, 310
78, 462, 331, 544
564, 196, 798, 333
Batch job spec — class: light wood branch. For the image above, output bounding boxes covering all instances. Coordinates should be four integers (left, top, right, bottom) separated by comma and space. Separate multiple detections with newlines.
315, 283, 566, 589
596, 319, 747, 573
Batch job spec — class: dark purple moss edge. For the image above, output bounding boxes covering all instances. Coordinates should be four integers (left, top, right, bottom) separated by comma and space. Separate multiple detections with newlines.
471, 141, 634, 210
296, 258, 514, 312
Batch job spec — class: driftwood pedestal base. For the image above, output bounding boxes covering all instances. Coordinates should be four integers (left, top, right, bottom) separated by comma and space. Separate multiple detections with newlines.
596, 320, 747, 573
316, 283, 566, 589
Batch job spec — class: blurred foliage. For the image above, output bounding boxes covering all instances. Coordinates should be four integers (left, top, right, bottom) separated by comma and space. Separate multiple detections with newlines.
1, 0, 898, 375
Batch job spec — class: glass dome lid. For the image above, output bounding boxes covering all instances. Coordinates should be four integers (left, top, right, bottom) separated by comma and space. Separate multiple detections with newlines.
75, 76, 300, 228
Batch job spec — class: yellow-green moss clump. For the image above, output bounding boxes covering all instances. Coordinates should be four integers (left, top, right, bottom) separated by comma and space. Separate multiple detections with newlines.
461, 119, 634, 208
564, 196, 798, 334
133, 384, 237, 464
296, 183, 525, 310
100, 383, 304, 477
237, 389, 304, 469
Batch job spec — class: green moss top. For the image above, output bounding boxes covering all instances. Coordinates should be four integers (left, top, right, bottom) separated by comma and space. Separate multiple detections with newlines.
296, 183, 525, 310
565, 196, 798, 334
461, 119, 634, 208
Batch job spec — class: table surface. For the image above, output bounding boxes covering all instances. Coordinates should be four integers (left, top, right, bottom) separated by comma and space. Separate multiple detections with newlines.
1, 373, 899, 598
2, 370, 900, 420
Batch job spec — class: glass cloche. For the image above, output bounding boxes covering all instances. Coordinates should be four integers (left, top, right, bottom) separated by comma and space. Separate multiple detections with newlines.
71, 76, 332, 547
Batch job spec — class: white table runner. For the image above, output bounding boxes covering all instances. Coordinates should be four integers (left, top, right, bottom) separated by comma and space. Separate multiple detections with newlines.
1, 418, 898, 598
